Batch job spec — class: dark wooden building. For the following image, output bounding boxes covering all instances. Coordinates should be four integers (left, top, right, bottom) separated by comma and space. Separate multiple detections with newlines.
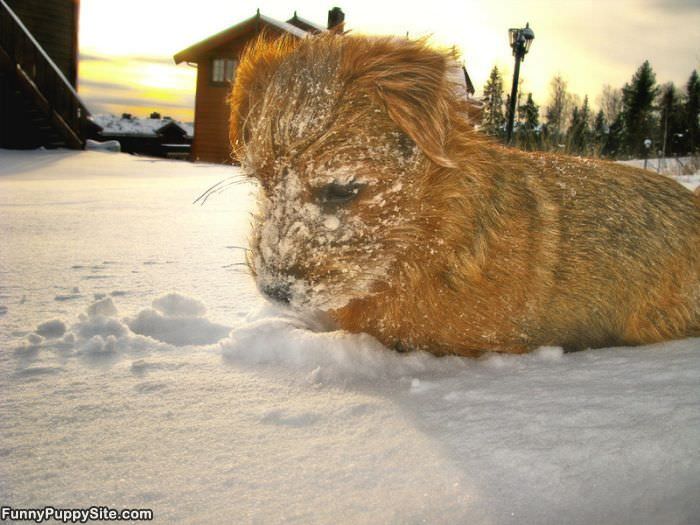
91, 113, 193, 160
0, 0, 94, 149
174, 9, 342, 164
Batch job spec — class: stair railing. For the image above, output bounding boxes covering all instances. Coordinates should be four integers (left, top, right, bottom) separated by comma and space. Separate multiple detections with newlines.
0, 0, 91, 146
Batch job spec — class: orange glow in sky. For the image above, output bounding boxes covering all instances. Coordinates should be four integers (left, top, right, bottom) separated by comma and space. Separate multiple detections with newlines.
77, 0, 700, 122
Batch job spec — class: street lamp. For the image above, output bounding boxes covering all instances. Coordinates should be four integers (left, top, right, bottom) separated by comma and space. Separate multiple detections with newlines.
643, 138, 652, 170
505, 23, 535, 145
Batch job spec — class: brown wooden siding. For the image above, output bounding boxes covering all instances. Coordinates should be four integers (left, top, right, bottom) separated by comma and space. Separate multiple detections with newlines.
191, 29, 285, 164
6, 0, 79, 86
192, 60, 233, 163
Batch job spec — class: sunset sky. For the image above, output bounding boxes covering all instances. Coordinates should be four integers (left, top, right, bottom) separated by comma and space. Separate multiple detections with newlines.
77, 0, 700, 122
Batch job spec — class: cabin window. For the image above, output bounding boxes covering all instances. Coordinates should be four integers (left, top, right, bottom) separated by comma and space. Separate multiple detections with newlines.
212, 58, 237, 84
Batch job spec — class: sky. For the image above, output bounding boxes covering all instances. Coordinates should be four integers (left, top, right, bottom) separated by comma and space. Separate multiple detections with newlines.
77, 0, 700, 122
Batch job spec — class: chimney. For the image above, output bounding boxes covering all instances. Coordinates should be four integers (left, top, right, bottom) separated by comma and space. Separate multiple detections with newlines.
327, 7, 345, 32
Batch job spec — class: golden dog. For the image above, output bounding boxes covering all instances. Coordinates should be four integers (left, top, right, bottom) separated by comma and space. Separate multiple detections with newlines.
229, 34, 700, 356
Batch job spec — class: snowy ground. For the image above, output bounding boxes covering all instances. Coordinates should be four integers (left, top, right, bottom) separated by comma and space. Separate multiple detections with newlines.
1, 149, 699, 524
619, 156, 700, 190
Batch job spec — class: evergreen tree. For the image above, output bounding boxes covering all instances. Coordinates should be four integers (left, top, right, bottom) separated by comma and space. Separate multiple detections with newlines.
658, 83, 685, 157
580, 96, 592, 154
602, 113, 625, 158
567, 96, 592, 155
621, 61, 659, 157
516, 93, 540, 150
567, 106, 581, 154
481, 66, 506, 137
518, 93, 540, 131
593, 109, 607, 155
684, 70, 700, 154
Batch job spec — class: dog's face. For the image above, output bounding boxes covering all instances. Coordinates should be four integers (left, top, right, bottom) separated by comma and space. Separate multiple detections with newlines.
230, 35, 461, 310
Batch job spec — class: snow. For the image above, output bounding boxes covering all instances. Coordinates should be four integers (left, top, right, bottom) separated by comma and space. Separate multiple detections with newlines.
90, 114, 194, 138
287, 13, 326, 33
618, 157, 700, 191
1, 149, 699, 524
85, 139, 122, 152
127, 299, 230, 346
34, 319, 67, 339
259, 13, 312, 39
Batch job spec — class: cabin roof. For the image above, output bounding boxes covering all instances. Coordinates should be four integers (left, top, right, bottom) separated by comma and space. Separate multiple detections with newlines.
286, 12, 324, 34
173, 11, 314, 64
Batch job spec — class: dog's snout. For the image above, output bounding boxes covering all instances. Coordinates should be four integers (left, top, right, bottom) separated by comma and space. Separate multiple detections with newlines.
261, 282, 292, 304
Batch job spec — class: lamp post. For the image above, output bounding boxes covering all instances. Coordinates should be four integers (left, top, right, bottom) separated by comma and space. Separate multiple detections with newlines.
505, 23, 535, 145
643, 138, 652, 170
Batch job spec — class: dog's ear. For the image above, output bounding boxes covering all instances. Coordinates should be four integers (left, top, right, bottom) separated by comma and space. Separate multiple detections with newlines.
229, 33, 298, 161
343, 38, 456, 168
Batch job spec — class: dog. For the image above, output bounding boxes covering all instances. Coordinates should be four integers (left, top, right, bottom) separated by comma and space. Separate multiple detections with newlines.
229, 33, 700, 356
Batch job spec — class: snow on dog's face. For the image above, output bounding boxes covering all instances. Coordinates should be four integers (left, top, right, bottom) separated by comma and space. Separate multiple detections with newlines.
230, 35, 457, 310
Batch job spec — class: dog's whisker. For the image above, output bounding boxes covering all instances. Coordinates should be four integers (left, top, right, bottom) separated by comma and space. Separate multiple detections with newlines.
194, 175, 250, 205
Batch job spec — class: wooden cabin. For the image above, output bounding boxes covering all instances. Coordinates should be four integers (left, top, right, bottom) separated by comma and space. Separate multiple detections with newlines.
91, 113, 193, 159
174, 8, 344, 164
0, 0, 95, 149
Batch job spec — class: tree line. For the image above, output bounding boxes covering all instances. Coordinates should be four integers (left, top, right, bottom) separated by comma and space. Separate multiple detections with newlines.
480, 62, 700, 160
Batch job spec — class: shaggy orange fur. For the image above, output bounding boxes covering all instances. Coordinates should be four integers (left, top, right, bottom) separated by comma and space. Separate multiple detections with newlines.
229, 33, 700, 356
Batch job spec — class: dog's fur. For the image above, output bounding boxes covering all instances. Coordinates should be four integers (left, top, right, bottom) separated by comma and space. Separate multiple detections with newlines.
229, 33, 700, 356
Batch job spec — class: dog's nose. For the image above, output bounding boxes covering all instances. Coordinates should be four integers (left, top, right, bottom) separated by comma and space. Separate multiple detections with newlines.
261, 282, 292, 304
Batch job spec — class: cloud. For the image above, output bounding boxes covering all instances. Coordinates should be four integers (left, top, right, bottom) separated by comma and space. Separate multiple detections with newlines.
79, 52, 110, 62
79, 78, 134, 91
79, 52, 175, 66
129, 55, 177, 65
645, 0, 700, 12
82, 94, 192, 110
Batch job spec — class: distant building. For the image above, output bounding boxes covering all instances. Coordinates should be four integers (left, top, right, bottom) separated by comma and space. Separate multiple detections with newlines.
90, 114, 194, 160
174, 8, 344, 164
0, 0, 96, 149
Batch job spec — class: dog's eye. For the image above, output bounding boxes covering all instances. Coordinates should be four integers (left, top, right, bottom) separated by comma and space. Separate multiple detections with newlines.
397, 132, 416, 158
318, 182, 364, 205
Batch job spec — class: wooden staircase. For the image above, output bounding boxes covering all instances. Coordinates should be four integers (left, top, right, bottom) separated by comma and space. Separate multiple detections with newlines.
0, 0, 91, 149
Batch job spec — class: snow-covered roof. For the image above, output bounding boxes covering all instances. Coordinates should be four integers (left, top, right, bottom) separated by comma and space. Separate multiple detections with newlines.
259, 14, 310, 39
91, 114, 193, 138
287, 12, 326, 33
178, 121, 194, 137
173, 11, 320, 64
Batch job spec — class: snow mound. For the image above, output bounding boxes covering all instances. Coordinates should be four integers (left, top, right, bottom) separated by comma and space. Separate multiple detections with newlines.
85, 139, 121, 153
16, 297, 152, 361
221, 304, 574, 384
221, 303, 469, 383
75, 313, 128, 340
15, 293, 231, 361
127, 307, 230, 346
35, 319, 66, 339
125, 293, 229, 346
86, 297, 118, 317
152, 293, 207, 318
